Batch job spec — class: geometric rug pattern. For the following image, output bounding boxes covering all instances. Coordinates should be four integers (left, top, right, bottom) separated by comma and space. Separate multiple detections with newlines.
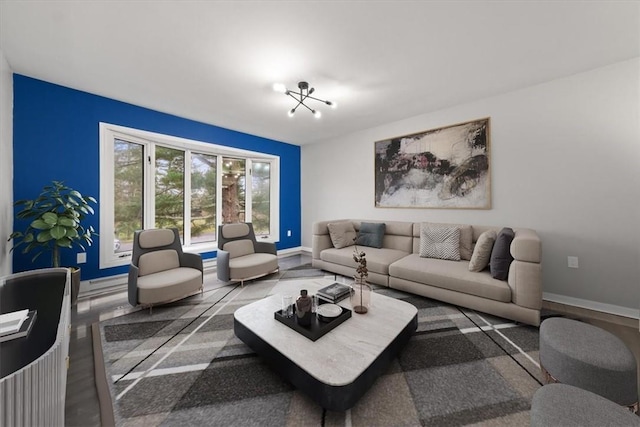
96, 271, 545, 426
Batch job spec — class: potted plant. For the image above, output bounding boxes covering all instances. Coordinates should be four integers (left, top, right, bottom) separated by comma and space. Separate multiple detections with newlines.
8, 181, 98, 305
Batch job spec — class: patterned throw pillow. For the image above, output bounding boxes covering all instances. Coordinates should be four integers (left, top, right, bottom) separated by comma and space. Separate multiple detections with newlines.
419, 226, 461, 261
468, 230, 497, 272
327, 221, 357, 249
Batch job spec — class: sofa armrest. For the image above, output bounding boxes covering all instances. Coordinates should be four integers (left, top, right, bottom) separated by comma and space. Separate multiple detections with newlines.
182, 252, 204, 272
255, 241, 277, 255
216, 250, 231, 282
128, 264, 139, 307
508, 228, 542, 311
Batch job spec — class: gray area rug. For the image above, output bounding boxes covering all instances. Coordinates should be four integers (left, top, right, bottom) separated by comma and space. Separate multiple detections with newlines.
278, 263, 325, 280
95, 277, 546, 426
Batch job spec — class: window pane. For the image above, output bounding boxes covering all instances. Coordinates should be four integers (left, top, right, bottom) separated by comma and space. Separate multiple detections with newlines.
191, 153, 217, 244
114, 139, 143, 254
155, 146, 185, 237
222, 157, 246, 223
252, 161, 270, 235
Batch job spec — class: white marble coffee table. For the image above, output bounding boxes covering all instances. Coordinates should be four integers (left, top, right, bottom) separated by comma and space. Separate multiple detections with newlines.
233, 279, 418, 410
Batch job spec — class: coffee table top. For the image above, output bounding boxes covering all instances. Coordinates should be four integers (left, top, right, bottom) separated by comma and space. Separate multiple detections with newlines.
234, 279, 417, 386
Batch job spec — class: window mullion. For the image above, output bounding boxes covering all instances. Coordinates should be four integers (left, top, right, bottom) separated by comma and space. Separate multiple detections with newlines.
184, 150, 192, 246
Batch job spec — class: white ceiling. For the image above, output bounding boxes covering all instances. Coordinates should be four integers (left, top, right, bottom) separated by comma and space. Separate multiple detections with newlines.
1, 1, 638, 145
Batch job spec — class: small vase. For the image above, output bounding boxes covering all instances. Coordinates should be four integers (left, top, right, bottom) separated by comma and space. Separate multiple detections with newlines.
296, 289, 313, 326
350, 278, 371, 314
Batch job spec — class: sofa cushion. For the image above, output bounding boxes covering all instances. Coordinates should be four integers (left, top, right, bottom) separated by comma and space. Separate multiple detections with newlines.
138, 249, 180, 276
469, 230, 497, 272
229, 253, 279, 280
490, 228, 515, 280
327, 221, 357, 249
356, 222, 386, 249
415, 222, 473, 260
321, 246, 409, 276
420, 226, 461, 261
137, 267, 202, 304
223, 239, 255, 259
389, 254, 511, 302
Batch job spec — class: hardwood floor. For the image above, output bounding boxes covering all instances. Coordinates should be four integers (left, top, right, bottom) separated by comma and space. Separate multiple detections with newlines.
64, 254, 640, 425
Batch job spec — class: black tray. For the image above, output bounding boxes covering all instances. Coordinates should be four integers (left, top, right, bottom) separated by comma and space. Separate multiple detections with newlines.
274, 303, 351, 341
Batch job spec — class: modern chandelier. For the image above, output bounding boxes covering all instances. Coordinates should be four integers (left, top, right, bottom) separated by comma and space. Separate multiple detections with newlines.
273, 81, 336, 118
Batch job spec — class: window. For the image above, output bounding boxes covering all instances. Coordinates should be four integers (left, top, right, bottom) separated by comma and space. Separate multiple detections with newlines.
100, 123, 280, 269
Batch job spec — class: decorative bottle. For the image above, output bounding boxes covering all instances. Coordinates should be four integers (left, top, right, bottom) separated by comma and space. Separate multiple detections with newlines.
296, 289, 313, 326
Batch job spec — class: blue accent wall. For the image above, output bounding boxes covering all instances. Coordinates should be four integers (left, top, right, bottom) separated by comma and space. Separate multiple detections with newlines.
12, 75, 301, 280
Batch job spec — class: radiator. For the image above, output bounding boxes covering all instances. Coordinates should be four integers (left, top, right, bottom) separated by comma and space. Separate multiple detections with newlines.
0, 268, 71, 426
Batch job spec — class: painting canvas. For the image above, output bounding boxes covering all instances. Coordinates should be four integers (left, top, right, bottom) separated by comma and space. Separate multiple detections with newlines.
375, 118, 490, 209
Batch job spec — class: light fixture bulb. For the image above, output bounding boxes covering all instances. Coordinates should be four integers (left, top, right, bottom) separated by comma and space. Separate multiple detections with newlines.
288, 109, 295, 117
273, 83, 287, 93
313, 110, 322, 119
326, 101, 337, 109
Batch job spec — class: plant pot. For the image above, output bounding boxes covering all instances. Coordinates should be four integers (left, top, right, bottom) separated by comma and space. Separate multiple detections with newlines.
69, 267, 81, 306
350, 278, 371, 314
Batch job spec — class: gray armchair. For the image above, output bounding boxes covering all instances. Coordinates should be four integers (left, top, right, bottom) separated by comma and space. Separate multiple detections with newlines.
217, 222, 279, 286
128, 228, 203, 312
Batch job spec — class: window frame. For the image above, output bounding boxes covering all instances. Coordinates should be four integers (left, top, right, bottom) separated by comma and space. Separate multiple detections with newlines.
99, 122, 280, 269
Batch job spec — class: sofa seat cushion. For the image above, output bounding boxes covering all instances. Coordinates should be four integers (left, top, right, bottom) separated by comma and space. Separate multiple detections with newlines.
137, 267, 202, 304
389, 254, 511, 302
320, 247, 409, 276
229, 253, 279, 280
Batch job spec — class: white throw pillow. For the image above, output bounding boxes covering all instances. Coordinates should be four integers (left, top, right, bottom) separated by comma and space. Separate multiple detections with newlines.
468, 230, 497, 272
419, 226, 461, 261
327, 221, 357, 249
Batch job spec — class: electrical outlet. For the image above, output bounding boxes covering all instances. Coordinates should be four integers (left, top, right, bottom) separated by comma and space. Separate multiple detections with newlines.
567, 256, 579, 269
77, 252, 87, 264
287, 230, 292, 237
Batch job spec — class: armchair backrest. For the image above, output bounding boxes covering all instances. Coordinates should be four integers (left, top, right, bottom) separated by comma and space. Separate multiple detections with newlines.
218, 223, 257, 259
132, 228, 184, 276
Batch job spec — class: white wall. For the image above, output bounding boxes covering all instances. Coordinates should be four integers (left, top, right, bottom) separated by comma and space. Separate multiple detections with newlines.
0, 49, 13, 276
302, 58, 640, 317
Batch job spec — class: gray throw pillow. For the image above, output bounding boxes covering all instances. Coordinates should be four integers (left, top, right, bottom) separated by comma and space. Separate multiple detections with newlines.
421, 222, 473, 260
419, 226, 461, 261
490, 227, 515, 280
327, 221, 356, 249
468, 230, 497, 272
356, 222, 385, 249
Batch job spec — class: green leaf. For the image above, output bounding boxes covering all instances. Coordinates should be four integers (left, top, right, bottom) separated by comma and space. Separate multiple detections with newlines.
67, 197, 79, 206
70, 190, 82, 198
58, 217, 77, 227
78, 206, 89, 214
31, 219, 53, 230
23, 233, 34, 243
86, 205, 95, 215
42, 212, 59, 225
50, 225, 67, 239
87, 196, 97, 203
56, 238, 72, 248
66, 228, 79, 239
36, 230, 53, 242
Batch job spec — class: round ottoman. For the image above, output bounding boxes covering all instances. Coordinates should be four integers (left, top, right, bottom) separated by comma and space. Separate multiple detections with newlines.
539, 317, 638, 410
531, 383, 640, 427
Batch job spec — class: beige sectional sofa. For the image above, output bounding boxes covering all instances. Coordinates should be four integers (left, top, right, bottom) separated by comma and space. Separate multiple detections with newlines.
311, 219, 542, 326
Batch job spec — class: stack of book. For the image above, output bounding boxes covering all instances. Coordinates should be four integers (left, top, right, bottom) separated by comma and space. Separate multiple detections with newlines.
0, 309, 37, 343
317, 282, 351, 303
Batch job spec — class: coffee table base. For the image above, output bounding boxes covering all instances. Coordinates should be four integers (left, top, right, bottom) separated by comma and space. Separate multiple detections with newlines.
234, 315, 417, 411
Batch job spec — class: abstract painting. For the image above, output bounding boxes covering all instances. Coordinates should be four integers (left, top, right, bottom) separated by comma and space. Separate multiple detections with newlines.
375, 118, 490, 209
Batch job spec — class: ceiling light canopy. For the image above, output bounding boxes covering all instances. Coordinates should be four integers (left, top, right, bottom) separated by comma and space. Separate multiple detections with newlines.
273, 81, 336, 119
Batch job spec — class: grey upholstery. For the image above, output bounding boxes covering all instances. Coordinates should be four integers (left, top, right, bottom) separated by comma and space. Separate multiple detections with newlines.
539, 317, 638, 408
217, 222, 279, 286
531, 384, 640, 426
128, 228, 203, 310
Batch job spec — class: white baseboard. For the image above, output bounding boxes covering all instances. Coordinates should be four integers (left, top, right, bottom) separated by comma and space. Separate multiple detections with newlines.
543, 292, 640, 320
